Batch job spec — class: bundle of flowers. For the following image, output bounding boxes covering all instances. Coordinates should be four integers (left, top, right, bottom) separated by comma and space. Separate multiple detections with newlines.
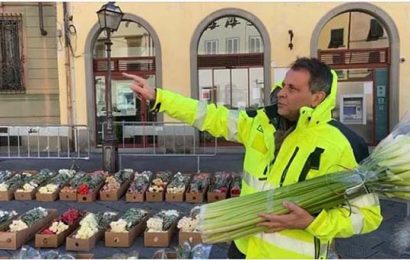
101, 169, 134, 192
9, 207, 48, 232
74, 211, 118, 239
41, 208, 84, 235
109, 208, 148, 233
128, 171, 153, 193
199, 115, 410, 244
0, 210, 18, 226
60, 171, 87, 194
230, 172, 242, 196
0, 170, 14, 183
0, 171, 34, 192
148, 171, 174, 192
177, 206, 200, 232
16, 169, 56, 193
167, 172, 191, 194
187, 173, 210, 193
209, 171, 232, 193
76, 170, 107, 195
38, 169, 75, 194
147, 210, 179, 232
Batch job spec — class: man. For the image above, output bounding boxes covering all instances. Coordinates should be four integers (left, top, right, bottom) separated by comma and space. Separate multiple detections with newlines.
123, 57, 382, 258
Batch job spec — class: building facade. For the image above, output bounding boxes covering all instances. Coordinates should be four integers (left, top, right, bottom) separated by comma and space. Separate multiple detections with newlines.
1, 2, 409, 149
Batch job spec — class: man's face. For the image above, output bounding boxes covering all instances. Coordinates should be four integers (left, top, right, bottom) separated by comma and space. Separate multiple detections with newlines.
277, 69, 319, 121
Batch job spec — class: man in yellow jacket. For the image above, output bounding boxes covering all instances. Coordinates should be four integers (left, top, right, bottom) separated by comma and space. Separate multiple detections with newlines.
123, 57, 382, 259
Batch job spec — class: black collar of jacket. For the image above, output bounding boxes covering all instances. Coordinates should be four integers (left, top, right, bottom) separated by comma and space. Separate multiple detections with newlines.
264, 104, 294, 131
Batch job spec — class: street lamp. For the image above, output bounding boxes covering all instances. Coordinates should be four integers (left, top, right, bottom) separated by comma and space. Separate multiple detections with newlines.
97, 2, 124, 173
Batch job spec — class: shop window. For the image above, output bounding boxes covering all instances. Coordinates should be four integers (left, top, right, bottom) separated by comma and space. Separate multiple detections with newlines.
226, 38, 239, 54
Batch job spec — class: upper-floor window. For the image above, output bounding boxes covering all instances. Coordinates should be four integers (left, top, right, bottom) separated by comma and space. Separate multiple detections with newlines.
249, 36, 262, 53
226, 37, 239, 54
328, 28, 344, 48
205, 40, 218, 54
0, 14, 24, 93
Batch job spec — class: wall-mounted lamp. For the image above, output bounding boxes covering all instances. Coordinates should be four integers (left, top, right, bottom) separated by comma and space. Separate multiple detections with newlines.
288, 30, 294, 50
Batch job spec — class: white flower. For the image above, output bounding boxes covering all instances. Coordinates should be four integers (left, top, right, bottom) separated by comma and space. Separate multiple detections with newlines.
147, 217, 164, 232
177, 216, 199, 232
0, 183, 9, 191
110, 219, 128, 233
39, 184, 58, 194
9, 220, 28, 232
58, 169, 75, 178
50, 221, 69, 234
75, 213, 99, 239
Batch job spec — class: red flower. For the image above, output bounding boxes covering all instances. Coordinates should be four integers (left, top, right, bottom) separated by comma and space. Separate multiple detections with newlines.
77, 184, 90, 195
41, 228, 55, 235
61, 208, 82, 225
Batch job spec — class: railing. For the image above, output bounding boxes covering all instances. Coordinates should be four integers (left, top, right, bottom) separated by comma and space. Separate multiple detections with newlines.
0, 125, 90, 159
101, 121, 218, 172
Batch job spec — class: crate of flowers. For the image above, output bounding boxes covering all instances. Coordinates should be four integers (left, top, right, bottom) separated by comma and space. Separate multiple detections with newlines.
0, 207, 57, 250
185, 172, 210, 203
105, 208, 149, 247
35, 208, 84, 248
177, 206, 202, 246
100, 169, 134, 201
76, 171, 108, 202
207, 171, 232, 203
125, 171, 153, 202
0, 170, 27, 201
144, 210, 179, 247
36, 169, 76, 202
66, 211, 118, 252
229, 172, 242, 198
166, 172, 191, 202
59, 171, 87, 201
0, 210, 18, 230
15, 169, 56, 201
146, 171, 174, 202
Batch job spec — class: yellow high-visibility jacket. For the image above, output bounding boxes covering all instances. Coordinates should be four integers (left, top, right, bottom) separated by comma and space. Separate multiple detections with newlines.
151, 70, 382, 258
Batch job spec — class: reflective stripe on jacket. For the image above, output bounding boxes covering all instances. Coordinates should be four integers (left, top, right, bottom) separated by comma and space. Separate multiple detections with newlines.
151, 70, 382, 258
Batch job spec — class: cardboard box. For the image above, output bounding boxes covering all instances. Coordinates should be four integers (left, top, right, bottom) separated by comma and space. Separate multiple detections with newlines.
166, 192, 185, 202
178, 231, 202, 246
0, 187, 18, 201
14, 189, 37, 201
36, 191, 59, 202
66, 228, 105, 252
77, 183, 103, 203
185, 190, 207, 203
59, 189, 77, 201
146, 190, 165, 202
144, 221, 177, 248
207, 191, 228, 203
125, 190, 146, 202
100, 179, 131, 201
105, 216, 148, 247
35, 218, 81, 248
0, 209, 57, 250
153, 251, 176, 259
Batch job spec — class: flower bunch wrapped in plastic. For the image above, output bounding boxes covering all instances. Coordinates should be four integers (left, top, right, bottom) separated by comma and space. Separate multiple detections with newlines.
109, 208, 148, 233
148, 171, 173, 192
0, 210, 18, 226
101, 169, 134, 192
76, 170, 107, 195
128, 171, 153, 193
74, 211, 118, 239
209, 171, 232, 193
230, 172, 242, 196
0, 170, 14, 183
147, 210, 179, 232
41, 208, 84, 235
60, 171, 87, 194
9, 207, 48, 232
188, 173, 210, 193
178, 206, 201, 232
17, 169, 56, 193
0, 171, 33, 192
167, 172, 191, 193
199, 114, 410, 244
38, 169, 75, 194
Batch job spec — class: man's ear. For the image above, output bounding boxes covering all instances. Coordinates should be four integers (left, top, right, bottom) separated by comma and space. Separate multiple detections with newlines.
311, 91, 326, 108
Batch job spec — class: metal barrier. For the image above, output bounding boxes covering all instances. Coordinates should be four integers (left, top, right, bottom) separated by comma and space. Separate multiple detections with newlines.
108, 121, 217, 172
0, 125, 90, 159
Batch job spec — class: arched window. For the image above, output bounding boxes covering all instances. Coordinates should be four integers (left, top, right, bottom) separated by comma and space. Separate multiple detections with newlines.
92, 20, 157, 147
197, 16, 265, 110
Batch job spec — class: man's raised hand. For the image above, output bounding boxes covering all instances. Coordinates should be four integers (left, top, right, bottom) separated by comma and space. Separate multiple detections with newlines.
122, 72, 156, 101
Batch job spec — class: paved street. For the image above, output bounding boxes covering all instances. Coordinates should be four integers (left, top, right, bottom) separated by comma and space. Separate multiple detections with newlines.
0, 153, 409, 258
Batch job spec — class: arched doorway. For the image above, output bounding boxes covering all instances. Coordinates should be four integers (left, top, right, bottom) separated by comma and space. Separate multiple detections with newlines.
84, 14, 162, 148
190, 8, 271, 145
310, 3, 400, 145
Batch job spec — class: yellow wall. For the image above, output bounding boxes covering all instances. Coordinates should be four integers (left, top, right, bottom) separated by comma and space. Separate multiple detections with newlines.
62, 2, 410, 125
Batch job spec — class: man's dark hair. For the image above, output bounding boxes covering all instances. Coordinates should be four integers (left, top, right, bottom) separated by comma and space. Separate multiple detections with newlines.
290, 57, 333, 96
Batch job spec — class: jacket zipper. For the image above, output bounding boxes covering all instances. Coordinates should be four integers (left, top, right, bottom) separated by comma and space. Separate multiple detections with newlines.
279, 146, 299, 187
